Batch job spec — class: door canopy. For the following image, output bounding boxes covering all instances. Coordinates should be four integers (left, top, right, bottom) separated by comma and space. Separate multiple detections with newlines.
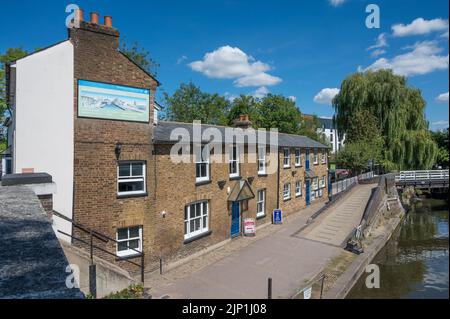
228, 180, 255, 202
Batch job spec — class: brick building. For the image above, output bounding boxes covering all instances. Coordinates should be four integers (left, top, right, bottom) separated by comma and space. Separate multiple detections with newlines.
6, 10, 329, 272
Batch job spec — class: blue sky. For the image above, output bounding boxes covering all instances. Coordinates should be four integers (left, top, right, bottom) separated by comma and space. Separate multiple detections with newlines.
1, 0, 448, 130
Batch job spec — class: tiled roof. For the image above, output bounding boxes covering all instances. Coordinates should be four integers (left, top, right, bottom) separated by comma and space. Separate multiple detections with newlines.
153, 121, 329, 149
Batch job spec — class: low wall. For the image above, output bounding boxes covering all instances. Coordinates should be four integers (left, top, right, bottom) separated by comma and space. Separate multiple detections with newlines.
61, 241, 136, 298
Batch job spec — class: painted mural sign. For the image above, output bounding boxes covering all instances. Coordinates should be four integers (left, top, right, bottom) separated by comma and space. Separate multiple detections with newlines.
78, 80, 150, 123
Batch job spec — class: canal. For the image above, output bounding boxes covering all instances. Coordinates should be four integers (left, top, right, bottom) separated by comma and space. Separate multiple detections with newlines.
347, 197, 449, 299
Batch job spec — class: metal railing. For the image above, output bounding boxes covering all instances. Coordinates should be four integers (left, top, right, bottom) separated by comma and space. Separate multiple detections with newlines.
53, 211, 145, 298
395, 170, 449, 182
331, 176, 358, 196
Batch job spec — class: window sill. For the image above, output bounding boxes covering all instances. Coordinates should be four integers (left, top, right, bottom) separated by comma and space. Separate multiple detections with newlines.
296, 194, 302, 198
229, 176, 242, 181
196, 180, 212, 187
115, 253, 142, 261
258, 173, 268, 177
283, 166, 291, 170
256, 214, 266, 220
295, 165, 302, 168
184, 231, 213, 245
117, 193, 148, 200
283, 197, 291, 202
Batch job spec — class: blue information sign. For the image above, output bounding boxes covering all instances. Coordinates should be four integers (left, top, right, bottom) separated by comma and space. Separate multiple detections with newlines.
273, 209, 283, 224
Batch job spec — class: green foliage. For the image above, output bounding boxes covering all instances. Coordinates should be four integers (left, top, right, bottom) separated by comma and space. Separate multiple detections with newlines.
120, 41, 159, 77
430, 128, 449, 168
104, 284, 145, 299
0, 48, 28, 145
333, 69, 437, 171
256, 94, 302, 134
227, 95, 260, 126
163, 82, 230, 125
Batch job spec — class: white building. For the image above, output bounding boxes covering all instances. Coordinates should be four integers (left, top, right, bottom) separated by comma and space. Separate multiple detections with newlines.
317, 117, 345, 154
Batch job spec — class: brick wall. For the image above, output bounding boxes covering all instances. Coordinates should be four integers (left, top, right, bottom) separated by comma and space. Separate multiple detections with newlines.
70, 21, 158, 270
279, 148, 329, 216
149, 144, 279, 266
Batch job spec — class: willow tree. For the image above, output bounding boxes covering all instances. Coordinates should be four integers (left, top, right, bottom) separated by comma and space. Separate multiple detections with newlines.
333, 69, 437, 171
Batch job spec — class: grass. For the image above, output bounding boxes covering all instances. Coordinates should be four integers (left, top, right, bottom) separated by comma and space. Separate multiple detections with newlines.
99, 284, 146, 299
322, 251, 357, 293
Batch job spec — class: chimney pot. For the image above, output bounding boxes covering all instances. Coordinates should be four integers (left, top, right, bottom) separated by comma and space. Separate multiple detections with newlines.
104, 16, 113, 28
90, 12, 99, 24
76, 9, 84, 23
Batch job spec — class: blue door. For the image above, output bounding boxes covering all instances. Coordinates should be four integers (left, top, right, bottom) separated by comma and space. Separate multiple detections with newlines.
231, 202, 240, 237
305, 181, 311, 206
305, 150, 310, 170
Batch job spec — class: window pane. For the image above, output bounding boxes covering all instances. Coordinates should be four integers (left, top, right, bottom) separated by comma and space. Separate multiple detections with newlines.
119, 181, 144, 193
119, 164, 130, 177
202, 202, 208, 215
195, 218, 201, 231
185, 221, 188, 235
128, 239, 139, 250
196, 203, 202, 217
118, 241, 128, 251
190, 220, 195, 232
203, 216, 207, 229
132, 163, 143, 176
117, 228, 128, 240
196, 164, 201, 178
129, 227, 140, 238
190, 207, 196, 219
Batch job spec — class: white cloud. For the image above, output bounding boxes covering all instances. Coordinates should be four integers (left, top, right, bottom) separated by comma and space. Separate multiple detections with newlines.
288, 96, 297, 103
250, 87, 270, 99
314, 88, 340, 105
368, 33, 388, 51
176, 55, 188, 65
363, 41, 449, 77
189, 46, 282, 87
392, 18, 449, 37
441, 31, 449, 39
370, 49, 387, 58
436, 92, 449, 103
329, 0, 345, 7
431, 120, 449, 127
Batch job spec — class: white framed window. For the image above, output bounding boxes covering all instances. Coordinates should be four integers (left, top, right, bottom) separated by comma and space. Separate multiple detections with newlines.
295, 148, 302, 167
195, 145, 210, 183
117, 161, 146, 196
258, 146, 266, 175
229, 145, 240, 178
321, 152, 327, 164
283, 183, 291, 200
314, 149, 319, 165
320, 176, 326, 188
313, 177, 319, 191
296, 181, 302, 197
116, 226, 142, 257
283, 148, 291, 168
184, 201, 209, 240
257, 189, 266, 218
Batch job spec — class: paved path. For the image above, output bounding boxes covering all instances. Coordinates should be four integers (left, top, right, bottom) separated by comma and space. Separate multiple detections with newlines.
297, 184, 375, 247
146, 184, 376, 299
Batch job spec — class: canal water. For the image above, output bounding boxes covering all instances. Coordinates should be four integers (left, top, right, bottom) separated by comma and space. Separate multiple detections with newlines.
347, 197, 449, 299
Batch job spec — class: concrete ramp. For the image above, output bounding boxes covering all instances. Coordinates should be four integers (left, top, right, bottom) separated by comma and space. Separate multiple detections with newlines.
297, 184, 376, 246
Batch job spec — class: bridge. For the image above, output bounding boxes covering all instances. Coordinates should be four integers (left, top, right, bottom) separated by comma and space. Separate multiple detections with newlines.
395, 170, 449, 189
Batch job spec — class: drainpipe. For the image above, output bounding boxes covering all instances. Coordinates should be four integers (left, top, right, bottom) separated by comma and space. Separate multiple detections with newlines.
276, 147, 280, 209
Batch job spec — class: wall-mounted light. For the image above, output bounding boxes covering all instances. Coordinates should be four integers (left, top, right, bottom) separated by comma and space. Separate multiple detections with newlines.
218, 180, 226, 190
115, 142, 122, 160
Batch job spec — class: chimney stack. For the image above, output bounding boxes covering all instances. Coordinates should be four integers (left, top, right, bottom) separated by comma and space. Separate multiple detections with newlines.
90, 12, 99, 24
76, 9, 84, 23
104, 16, 113, 28
235, 114, 252, 129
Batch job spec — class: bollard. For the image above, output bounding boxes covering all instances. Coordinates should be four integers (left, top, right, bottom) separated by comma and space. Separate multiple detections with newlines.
268, 278, 272, 299
160, 257, 163, 275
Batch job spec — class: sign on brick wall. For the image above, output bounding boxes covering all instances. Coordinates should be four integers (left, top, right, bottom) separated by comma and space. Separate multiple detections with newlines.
78, 80, 150, 123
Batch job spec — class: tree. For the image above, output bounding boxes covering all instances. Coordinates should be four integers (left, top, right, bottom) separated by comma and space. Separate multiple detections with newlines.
298, 114, 329, 146
120, 41, 159, 77
163, 82, 230, 125
227, 95, 259, 126
333, 69, 437, 171
430, 128, 449, 168
337, 110, 384, 173
1, 48, 28, 151
255, 94, 303, 134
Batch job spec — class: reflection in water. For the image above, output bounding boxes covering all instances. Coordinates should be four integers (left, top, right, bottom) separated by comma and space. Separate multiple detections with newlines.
347, 198, 449, 299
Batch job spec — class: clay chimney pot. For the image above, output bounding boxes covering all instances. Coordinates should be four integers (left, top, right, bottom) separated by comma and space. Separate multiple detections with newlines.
104, 16, 112, 28
90, 12, 99, 24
